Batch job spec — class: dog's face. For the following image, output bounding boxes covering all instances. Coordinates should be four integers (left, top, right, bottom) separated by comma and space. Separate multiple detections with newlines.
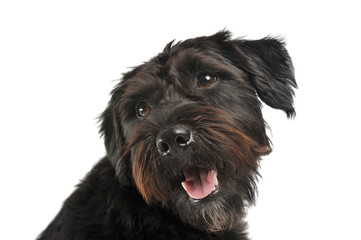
100, 31, 296, 232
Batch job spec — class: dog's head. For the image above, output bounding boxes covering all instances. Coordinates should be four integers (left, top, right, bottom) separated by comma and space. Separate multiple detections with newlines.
100, 31, 296, 232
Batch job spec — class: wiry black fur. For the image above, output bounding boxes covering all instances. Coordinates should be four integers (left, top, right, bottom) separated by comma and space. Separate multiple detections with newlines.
37, 31, 296, 240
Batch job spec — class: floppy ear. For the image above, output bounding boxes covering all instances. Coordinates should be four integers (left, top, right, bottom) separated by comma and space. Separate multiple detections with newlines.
100, 105, 122, 158
99, 91, 132, 185
233, 37, 297, 118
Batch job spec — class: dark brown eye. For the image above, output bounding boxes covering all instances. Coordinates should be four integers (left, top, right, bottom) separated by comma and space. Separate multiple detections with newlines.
197, 73, 217, 88
135, 101, 150, 118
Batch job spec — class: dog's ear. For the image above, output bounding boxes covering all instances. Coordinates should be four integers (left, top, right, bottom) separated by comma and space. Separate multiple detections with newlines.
99, 91, 131, 185
100, 104, 122, 158
230, 37, 297, 118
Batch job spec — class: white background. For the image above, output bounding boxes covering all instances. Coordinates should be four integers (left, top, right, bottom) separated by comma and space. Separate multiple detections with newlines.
1, 1, 360, 239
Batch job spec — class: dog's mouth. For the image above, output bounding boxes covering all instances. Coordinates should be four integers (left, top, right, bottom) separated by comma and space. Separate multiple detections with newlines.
181, 167, 219, 200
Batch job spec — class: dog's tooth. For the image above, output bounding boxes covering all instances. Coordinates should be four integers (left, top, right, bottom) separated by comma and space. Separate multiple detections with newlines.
212, 170, 218, 186
181, 182, 187, 191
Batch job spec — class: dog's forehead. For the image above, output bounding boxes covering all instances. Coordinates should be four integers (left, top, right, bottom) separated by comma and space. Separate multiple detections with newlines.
122, 47, 241, 93
165, 48, 234, 79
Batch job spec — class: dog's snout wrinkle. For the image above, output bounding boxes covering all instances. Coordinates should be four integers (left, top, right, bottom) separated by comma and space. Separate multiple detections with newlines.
156, 125, 193, 156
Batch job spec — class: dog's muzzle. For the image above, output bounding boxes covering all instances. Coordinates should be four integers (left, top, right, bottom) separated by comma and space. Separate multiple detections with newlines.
156, 125, 193, 156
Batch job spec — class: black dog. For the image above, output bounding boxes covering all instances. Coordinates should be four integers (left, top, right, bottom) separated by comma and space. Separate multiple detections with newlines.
38, 31, 296, 240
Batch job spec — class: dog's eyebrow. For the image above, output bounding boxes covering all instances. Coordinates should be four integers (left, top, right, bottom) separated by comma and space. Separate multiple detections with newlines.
166, 50, 243, 82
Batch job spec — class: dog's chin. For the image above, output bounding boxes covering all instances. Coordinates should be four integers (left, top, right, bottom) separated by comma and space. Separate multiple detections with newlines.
170, 176, 244, 233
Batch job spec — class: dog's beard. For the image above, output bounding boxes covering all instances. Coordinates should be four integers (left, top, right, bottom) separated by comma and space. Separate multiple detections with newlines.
121, 106, 270, 232
172, 174, 256, 232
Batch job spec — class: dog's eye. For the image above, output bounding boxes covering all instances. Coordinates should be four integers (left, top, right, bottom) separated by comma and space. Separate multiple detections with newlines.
197, 73, 217, 88
135, 101, 150, 118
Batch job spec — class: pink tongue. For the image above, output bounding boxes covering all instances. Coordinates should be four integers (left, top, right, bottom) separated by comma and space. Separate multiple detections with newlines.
182, 167, 214, 199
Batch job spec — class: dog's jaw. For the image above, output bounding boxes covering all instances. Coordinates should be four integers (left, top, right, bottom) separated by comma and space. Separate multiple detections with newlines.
175, 177, 246, 233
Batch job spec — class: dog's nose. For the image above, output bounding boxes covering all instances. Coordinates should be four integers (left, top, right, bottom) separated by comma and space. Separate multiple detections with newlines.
156, 125, 192, 156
